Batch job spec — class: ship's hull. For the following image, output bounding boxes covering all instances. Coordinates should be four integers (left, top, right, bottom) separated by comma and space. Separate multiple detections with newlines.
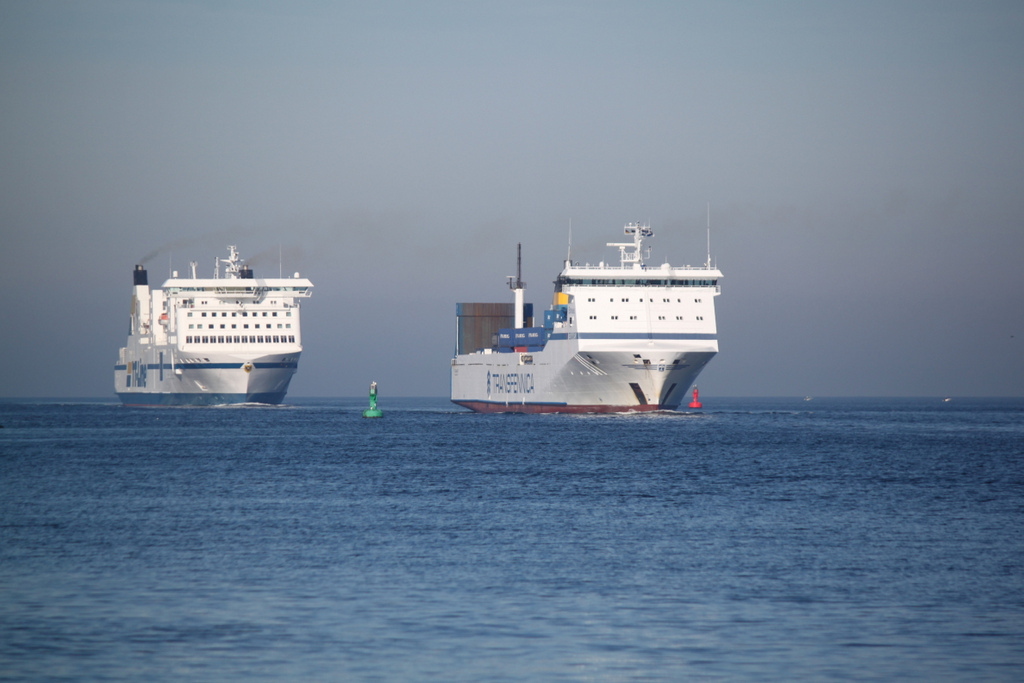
115, 347, 300, 406
451, 337, 715, 413
451, 400, 666, 414
115, 390, 288, 407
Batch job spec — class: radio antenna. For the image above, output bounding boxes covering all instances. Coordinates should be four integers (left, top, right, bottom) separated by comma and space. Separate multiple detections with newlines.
706, 203, 712, 268
567, 218, 573, 263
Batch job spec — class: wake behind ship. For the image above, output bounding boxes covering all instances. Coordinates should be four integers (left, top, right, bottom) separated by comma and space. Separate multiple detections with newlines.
451, 222, 722, 413
115, 246, 313, 406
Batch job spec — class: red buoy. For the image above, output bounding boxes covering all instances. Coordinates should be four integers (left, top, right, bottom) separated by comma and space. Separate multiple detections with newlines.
688, 386, 703, 409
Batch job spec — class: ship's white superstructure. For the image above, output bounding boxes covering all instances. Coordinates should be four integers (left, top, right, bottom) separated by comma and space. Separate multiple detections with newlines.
115, 246, 313, 405
451, 223, 721, 413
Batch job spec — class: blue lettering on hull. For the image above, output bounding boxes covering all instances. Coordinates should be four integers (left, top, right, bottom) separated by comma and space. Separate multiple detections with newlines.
486, 371, 535, 395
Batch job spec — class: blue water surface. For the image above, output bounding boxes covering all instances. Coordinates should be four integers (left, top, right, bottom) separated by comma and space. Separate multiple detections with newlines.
1, 397, 1022, 681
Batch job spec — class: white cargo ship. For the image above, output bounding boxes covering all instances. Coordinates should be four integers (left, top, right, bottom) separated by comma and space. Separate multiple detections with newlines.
115, 246, 313, 405
451, 222, 722, 413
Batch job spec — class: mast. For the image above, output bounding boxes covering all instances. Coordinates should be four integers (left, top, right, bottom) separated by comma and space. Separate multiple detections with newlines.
508, 243, 525, 328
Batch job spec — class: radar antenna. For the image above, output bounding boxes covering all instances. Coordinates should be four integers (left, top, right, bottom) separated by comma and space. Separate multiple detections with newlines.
607, 222, 653, 267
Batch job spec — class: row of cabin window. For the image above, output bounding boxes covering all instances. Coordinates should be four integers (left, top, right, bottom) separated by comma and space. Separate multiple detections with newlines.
189, 323, 292, 330
185, 335, 296, 344
186, 311, 291, 318
591, 316, 705, 321
585, 297, 704, 303
559, 278, 718, 286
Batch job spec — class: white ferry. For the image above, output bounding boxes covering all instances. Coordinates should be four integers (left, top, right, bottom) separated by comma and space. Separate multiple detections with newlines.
451, 222, 722, 413
115, 246, 313, 405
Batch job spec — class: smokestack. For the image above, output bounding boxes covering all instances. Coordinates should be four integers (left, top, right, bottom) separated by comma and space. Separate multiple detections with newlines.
133, 265, 148, 286
240, 265, 254, 279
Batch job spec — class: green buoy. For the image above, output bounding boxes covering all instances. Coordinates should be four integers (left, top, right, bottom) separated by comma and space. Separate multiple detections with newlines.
362, 381, 383, 418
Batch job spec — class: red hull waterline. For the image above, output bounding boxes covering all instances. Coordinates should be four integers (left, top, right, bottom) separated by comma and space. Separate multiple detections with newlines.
453, 400, 670, 414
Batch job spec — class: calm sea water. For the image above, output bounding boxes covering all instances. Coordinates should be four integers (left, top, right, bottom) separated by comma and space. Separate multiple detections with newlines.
1, 397, 1022, 681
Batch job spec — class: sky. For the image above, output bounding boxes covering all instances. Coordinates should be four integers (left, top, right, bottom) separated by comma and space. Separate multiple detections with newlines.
1, 0, 1022, 398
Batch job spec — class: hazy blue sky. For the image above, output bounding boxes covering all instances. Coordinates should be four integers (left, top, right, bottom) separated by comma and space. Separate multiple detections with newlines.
2, 0, 1022, 398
